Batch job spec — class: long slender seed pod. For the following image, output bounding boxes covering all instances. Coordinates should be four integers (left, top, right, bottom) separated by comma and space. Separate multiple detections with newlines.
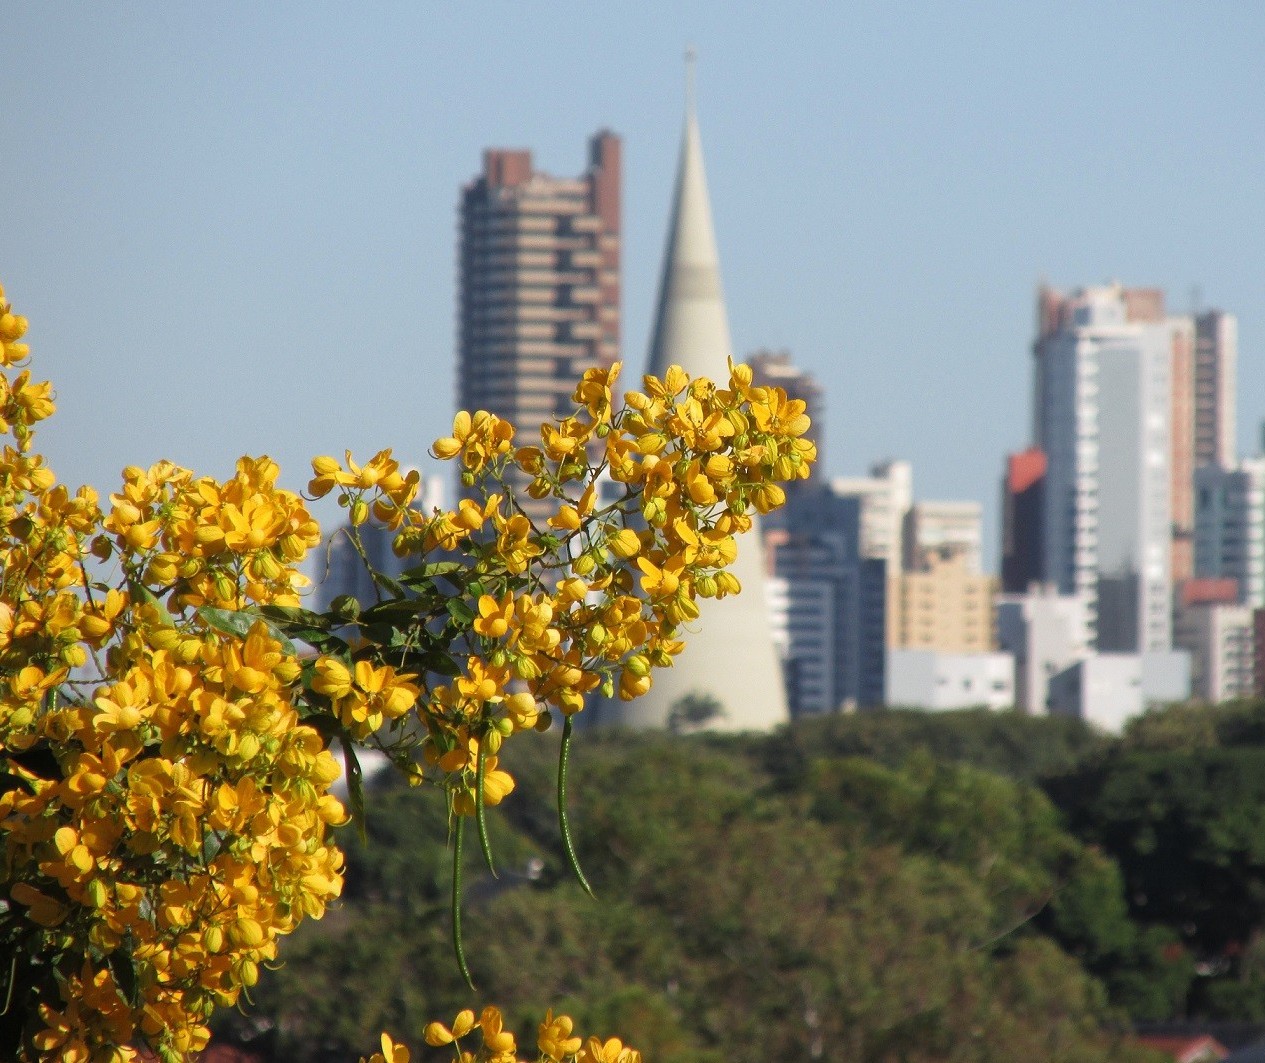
452, 815, 475, 990
1, 954, 14, 1016
558, 715, 595, 897
475, 738, 497, 878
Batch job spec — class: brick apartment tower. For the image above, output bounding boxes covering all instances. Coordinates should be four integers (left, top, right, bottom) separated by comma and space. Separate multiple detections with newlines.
457, 132, 621, 515
1194, 309, 1237, 468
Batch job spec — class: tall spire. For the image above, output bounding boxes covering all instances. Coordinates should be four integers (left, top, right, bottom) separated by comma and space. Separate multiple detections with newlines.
646, 48, 733, 382
602, 53, 789, 732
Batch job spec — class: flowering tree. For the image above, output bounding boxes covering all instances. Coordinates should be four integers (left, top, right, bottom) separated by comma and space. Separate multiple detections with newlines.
0, 282, 814, 1062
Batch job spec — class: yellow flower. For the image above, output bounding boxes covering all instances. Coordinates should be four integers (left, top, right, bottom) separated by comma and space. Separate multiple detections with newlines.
311, 657, 353, 700
539, 1010, 583, 1060
579, 1036, 641, 1063
362, 1032, 410, 1063
473, 592, 515, 638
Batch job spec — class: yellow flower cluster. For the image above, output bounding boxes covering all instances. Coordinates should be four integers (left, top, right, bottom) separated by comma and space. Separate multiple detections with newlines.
0, 276, 812, 1062
0, 284, 344, 1062
307, 358, 815, 831
382, 1007, 640, 1063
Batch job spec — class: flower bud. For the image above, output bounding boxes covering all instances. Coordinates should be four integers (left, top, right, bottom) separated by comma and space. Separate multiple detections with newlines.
607, 528, 641, 559
249, 551, 282, 581
349, 499, 369, 526
86, 879, 108, 909
625, 654, 651, 678
213, 571, 236, 601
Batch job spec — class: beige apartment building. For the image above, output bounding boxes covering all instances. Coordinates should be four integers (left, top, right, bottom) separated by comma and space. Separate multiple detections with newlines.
887, 548, 998, 653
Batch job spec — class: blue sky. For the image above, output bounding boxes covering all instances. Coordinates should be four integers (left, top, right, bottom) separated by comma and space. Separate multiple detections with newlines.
4, 3, 1264, 569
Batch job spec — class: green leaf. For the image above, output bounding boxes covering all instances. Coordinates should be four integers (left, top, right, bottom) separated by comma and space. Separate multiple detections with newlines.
107, 944, 140, 1008
446, 598, 475, 624
360, 622, 408, 648
197, 606, 298, 655
201, 830, 226, 864
259, 605, 332, 632
400, 560, 463, 585
371, 571, 410, 599
417, 651, 463, 678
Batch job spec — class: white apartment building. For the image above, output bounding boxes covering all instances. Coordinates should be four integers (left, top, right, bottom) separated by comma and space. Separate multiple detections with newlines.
1174, 600, 1256, 703
886, 649, 1015, 711
1047, 651, 1190, 733
996, 587, 1092, 714
1035, 285, 1174, 653
832, 459, 912, 574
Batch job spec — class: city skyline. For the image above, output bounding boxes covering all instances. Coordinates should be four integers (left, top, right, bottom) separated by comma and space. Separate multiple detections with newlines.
5, 6, 1265, 574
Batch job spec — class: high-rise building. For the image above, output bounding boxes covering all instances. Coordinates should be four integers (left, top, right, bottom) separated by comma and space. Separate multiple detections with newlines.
1170, 315, 1196, 583
1035, 284, 1196, 586
766, 492, 887, 715
1000, 447, 1046, 593
1033, 284, 1175, 653
595, 76, 787, 731
457, 131, 620, 515
1194, 458, 1265, 608
1194, 309, 1237, 468
832, 460, 912, 575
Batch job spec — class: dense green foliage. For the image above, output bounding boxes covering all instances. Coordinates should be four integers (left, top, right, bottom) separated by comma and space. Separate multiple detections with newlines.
208, 700, 1265, 1057
211, 706, 1244, 1063
1049, 699, 1265, 1020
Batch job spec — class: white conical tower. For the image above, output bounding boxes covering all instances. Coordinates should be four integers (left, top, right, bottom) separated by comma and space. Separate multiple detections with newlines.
603, 53, 789, 731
